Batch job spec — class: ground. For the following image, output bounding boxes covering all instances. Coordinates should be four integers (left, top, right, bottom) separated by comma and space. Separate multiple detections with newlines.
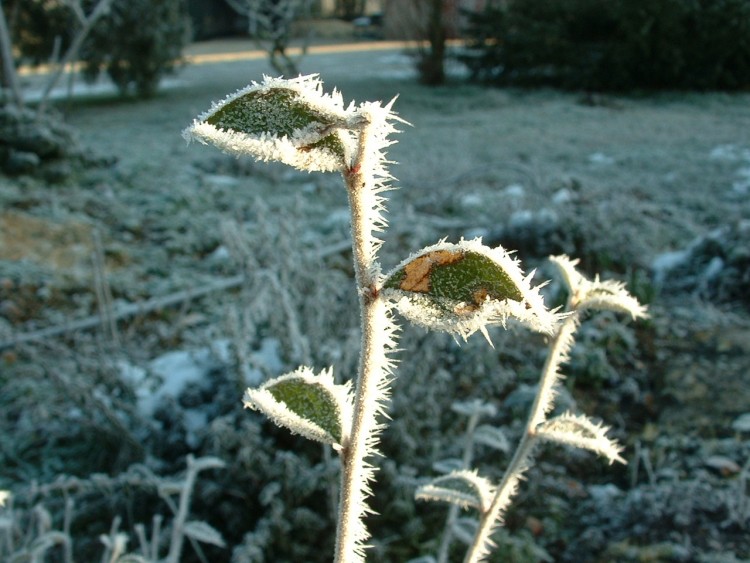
1, 41, 749, 562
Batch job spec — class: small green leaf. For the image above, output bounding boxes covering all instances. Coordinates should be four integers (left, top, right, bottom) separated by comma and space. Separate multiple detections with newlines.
243, 367, 352, 449
382, 239, 560, 339
183, 520, 226, 547
415, 470, 494, 513
183, 75, 354, 172
207, 88, 332, 137
384, 249, 523, 306
267, 378, 342, 443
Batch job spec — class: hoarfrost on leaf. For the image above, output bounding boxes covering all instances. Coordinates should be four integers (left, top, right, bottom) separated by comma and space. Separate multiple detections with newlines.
243, 366, 353, 449
182, 74, 358, 172
535, 411, 625, 464
382, 238, 561, 340
183, 520, 227, 547
473, 425, 511, 454
416, 470, 495, 513
550, 255, 648, 319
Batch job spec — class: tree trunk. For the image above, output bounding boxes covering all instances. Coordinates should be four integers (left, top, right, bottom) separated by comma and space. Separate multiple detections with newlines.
418, 0, 446, 86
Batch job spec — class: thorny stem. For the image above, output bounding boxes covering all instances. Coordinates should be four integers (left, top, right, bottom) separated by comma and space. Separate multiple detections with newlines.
464, 313, 579, 563
334, 119, 393, 563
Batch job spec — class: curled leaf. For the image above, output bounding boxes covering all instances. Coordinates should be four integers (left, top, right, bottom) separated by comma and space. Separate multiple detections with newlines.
415, 470, 495, 513
535, 411, 626, 464
382, 239, 561, 340
243, 367, 352, 450
183, 74, 356, 172
550, 255, 648, 319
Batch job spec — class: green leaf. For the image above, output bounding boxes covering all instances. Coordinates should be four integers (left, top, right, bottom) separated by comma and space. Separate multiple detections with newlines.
243, 367, 351, 449
267, 378, 342, 442
473, 425, 510, 454
183, 75, 354, 172
415, 470, 494, 513
383, 248, 523, 306
206, 88, 332, 136
382, 239, 560, 339
535, 412, 625, 464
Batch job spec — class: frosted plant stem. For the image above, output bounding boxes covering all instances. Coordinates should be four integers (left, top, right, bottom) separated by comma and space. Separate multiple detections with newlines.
334, 120, 394, 563
464, 313, 579, 563
437, 410, 481, 563
166, 455, 198, 563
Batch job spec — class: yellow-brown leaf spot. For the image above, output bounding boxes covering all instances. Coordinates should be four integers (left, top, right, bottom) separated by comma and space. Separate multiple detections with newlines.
400, 250, 464, 293
454, 288, 491, 315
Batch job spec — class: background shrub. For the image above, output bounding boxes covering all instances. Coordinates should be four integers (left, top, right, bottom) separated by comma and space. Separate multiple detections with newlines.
6, 0, 189, 98
81, 0, 189, 97
461, 0, 750, 91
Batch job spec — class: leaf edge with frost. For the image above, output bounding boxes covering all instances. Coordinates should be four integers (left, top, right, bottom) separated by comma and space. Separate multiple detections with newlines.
382, 238, 563, 341
243, 366, 353, 450
415, 469, 495, 513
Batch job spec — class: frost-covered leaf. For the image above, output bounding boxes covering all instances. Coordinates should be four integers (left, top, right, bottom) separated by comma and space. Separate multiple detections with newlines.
183, 520, 226, 547
473, 424, 511, 454
550, 255, 647, 319
383, 239, 561, 340
535, 412, 625, 464
243, 366, 352, 449
183, 74, 356, 172
415, 470, 495, 513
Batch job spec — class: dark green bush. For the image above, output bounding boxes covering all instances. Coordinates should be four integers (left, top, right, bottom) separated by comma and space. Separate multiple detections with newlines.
81, 0, 190, 97
6, 0, 189, 98
461, 0, 750, 91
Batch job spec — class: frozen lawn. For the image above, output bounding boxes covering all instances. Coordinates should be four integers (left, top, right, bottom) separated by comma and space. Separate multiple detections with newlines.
1, 43, 749, 561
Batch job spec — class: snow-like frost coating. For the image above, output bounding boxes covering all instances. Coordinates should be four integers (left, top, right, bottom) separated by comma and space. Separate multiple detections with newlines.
382, 238, 562, 341
550, 255, 648, 319
182, 74, 358, 172
535, 411, 625, 465
243, 366, 353, 450
416, 469, 495, 512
